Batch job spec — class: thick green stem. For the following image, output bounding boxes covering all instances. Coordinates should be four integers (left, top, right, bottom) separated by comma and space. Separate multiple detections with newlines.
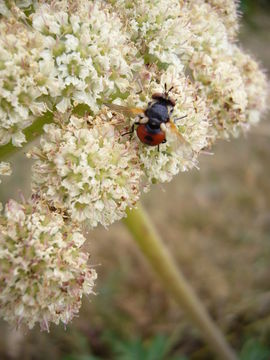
0, 112, 54, 160
123, 203, 238, 360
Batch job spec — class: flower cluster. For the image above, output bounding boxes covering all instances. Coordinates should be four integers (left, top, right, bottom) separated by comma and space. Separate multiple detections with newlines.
0, 0, 267, 148
123, 65, 209, 183
31, 1, 140, 113
204, 0, 240, 40
0, 198, 97, 330
185, 1, 267, 140
189, 52, 248, 140
30, 112, 143, 227
232, 46, 268, 126
108, 0, 267, 141
0, 0, 268, 330
0, 17, 50, 146
107, 0, 193, 69
0, 0, 140, 146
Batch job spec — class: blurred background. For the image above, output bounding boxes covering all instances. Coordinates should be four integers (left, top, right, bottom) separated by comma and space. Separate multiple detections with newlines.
0, 1, 270, 359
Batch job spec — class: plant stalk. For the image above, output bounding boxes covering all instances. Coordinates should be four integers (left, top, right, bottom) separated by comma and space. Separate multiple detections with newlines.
0, 112, 53, 160
123, 203, 238, 360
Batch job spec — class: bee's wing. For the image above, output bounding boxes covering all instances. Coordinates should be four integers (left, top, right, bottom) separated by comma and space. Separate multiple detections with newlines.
168, 119, 190, 146
104, 103, 145, 117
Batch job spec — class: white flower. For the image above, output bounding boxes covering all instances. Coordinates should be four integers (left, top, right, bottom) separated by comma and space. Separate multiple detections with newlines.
0, 18, 49, 146
203, 0, 240, 40
120, 65, 209, 183
232, 46, 268, 126
0, 1, 141, 146
31, 113, 143, 227
31, 1, 141, 114
190, 52, 248, 140
0, 198, 97, 330
0, 0, 268, 333
0, 0, 266, 150
108, 0, 193, 69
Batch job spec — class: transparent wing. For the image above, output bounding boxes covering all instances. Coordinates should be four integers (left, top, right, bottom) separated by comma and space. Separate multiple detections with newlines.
104, 103, 145, 117
168, 119, 190, 146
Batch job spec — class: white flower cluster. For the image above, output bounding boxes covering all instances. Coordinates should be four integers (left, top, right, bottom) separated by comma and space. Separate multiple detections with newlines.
187, 1, 231, 55
107, 0, 193, 69
0, 0, 267, 219
29, 57, 210, 219
0, 198, 97, 330
0, 0, 268, 330
189, 52, 248, 140
204, 0, 240, 40
0, 0, 140, 146
0, 0, 266, 149
109, 0, 267, 141
186, 1, 267, 140
30, 1, 140, 114
0, 18, 49, 146
0, 1, 33, 20
122, 65, 209, 183
232, 46, 268, 126
31, 113, 143, 227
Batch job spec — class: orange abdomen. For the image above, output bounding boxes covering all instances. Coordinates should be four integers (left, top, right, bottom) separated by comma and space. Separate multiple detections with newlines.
136, 124, 166, 146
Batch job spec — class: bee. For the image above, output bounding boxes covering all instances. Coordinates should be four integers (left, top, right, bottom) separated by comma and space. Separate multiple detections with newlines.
105, 84, 188, 149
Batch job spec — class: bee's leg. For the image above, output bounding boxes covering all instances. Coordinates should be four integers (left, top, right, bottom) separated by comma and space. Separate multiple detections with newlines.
122, 115, 146, 139
174, 115, 187, 123
157, 144, 160, 152
122, 119, 142, 139
121, 124, 135, 137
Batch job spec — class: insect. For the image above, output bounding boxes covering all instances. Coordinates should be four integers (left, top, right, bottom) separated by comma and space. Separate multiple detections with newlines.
105, 84, 188, 150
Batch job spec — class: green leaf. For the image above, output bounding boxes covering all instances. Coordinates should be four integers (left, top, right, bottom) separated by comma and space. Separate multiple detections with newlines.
145, 335, 169, 360
62, 355, 101, 360
240, 339, 270, 360
0, 111, 54, 160
113, 338, 147, 360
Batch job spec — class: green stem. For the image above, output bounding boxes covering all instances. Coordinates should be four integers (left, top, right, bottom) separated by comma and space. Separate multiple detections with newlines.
123, 203, 238, 360
0, 112, 54, 160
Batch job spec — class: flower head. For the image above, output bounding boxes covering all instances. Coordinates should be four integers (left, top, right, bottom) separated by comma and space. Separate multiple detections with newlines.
108, 0, 193, 69
0, 198, 96, 330
190, 52, 248, 140
0, 0, 141, 146
30, 1, 140, 114
0, 0, 268, 333
203, 0, 240, 40
121, 65, 209, 183
232, 46, 268, 125
0, 17, 49, 146
31, 112, 143, 227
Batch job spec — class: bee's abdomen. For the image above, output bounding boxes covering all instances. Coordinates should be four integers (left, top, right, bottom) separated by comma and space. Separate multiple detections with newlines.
136, 124, 166, 146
